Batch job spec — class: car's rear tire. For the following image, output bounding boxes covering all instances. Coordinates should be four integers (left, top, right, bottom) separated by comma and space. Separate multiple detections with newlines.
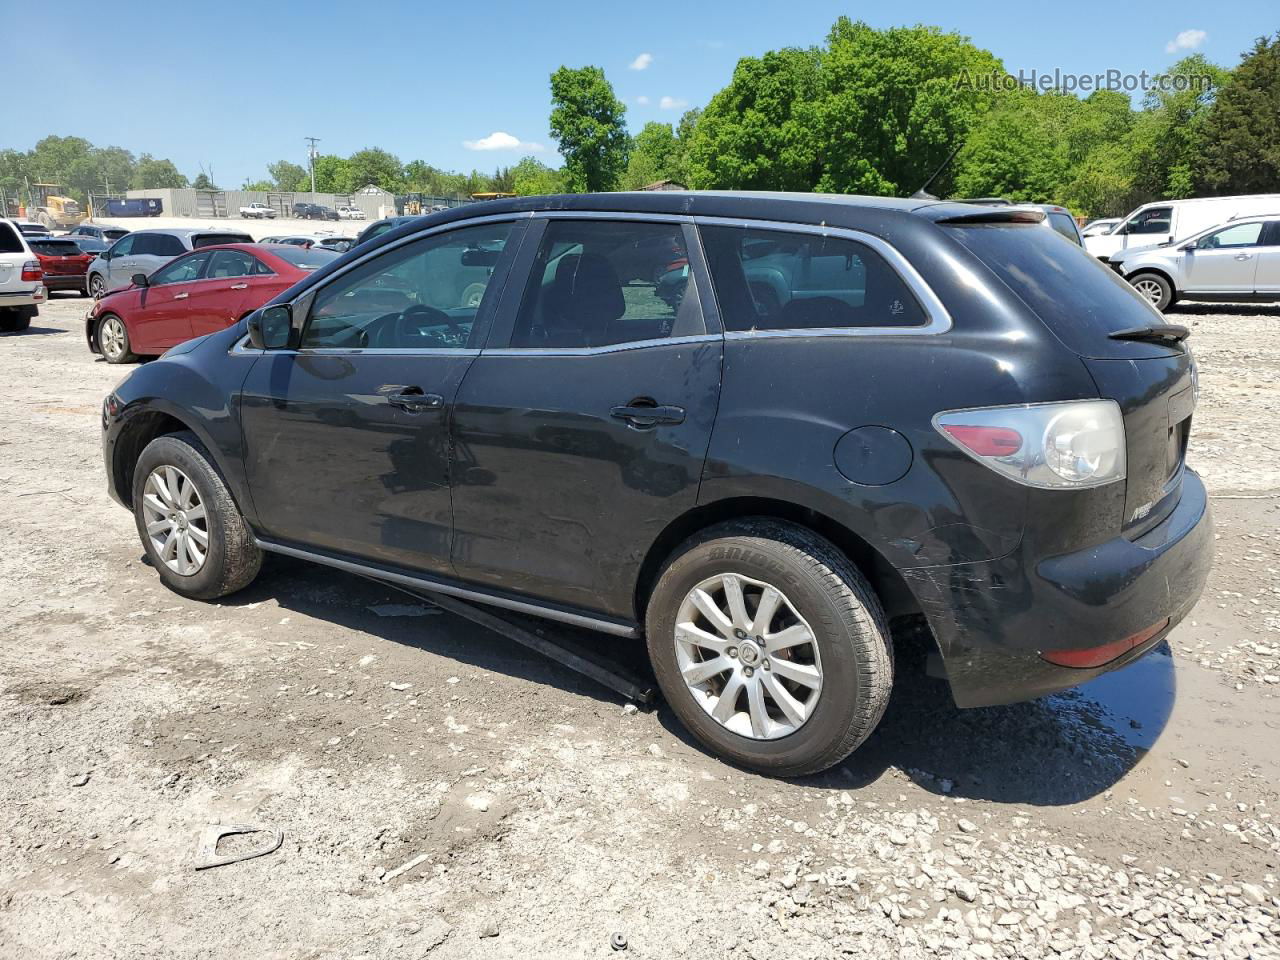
132, 431, 262, 600
645, 520, 893, 777
1129, 271, 1174, 312
98, 314, 136, 363
0, 307, 33, 332
89, 274, 106, 299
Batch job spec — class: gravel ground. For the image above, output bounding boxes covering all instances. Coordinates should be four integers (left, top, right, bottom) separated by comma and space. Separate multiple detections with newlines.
1, 295, 1279, 960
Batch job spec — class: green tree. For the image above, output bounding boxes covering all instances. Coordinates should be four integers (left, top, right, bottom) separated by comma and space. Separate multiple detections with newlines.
242, 179, 275, 191
1127, 55, 1229, 201
549, 65, 629, 191
621, 121, 680, 189
1198, 34, 1280, 195
268, 160, 308, 191
191, 172, 218, 190
309, 154, 353, 193
510, 155, 566, 196
132, 154, 188, 189
346, 148, 404, 192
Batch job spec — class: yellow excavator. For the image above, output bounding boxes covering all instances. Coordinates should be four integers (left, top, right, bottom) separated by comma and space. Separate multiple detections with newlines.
30, 184, 84, 229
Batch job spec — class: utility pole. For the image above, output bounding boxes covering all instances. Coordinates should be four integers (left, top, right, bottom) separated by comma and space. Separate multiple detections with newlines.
304, 137, 320, 194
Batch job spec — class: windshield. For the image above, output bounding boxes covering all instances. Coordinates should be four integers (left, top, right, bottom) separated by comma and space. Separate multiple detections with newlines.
946, 222, 1167, 357
273, 247, 338, 270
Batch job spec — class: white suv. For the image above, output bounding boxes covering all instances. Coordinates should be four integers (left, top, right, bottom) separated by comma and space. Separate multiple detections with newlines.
0, 220, 46, 332
1110, 215, 1280, 312
336, 205, 366, 220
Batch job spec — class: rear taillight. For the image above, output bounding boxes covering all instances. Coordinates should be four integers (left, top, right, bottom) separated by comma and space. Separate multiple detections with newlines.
21, 260, 43, 282
934, 400, 1126, 489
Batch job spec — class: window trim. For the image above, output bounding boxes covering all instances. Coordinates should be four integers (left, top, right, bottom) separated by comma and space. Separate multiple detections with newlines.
693, 216, 952, 339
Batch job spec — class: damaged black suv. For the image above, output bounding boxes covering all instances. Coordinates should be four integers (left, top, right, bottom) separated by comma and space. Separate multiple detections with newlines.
102, 192, 1212, 776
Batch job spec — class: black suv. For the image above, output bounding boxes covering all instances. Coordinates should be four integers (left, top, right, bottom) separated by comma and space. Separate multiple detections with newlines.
101, 193, 1212, 776
293, 202, 339, 221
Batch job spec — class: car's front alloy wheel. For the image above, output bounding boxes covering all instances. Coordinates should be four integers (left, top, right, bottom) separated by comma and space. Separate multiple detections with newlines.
89, 274, 106, 299
98, 314, 135, 363
1129, 271, 1174, 312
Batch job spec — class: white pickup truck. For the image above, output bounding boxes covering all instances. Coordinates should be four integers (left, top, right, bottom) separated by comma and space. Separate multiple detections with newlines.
239, 202, 278, 219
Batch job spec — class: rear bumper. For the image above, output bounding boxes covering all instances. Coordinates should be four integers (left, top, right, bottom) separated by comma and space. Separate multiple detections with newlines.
0, 286, 46, 308
906, 469, 1213, 707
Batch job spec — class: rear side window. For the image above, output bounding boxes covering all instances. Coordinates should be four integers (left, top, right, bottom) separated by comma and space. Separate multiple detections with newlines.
510, 219, 705, 349
0, 222, 23, 253
193, 233, 253, 249
700, 225, 927, 332
135, 234, 187, 256
1047, 213, 1080, 244
207, 249, 266, 278
946, 223, 1164, 355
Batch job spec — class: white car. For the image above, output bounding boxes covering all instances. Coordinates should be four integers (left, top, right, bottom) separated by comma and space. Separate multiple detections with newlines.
337, 205, 366, 221
1108, 214, 1280, 311
1081, 218, 1120, 238
1084, 194, 1280, 260
239, 202, 278, 219
0, 219, 46, 332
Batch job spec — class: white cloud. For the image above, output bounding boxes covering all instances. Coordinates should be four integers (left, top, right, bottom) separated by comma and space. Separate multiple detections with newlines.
1165, 29, 1207, 54
462, 131, 544, 152
659, 96, 688, 110
636, 95, 650, 105
629, 52, 653, 71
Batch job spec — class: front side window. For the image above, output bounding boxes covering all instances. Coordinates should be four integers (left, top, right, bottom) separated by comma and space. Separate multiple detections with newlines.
107, 235, 135, 258
151, 251, 212, 285
1196, 222, 1263, 249
208, 250, 267, 278
1126, 207, 1172, 235
510, 219, 703, 349
700, 225, 928, 331
302, 221, 513, 350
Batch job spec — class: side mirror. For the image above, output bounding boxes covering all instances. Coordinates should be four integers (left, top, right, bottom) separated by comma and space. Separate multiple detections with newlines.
247, 304, 294, 350
131, 273, 149, 287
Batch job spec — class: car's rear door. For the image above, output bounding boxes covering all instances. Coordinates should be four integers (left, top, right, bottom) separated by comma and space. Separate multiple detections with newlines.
188, 249, 272, 337
449, 215, 723, 621
239, 218, 526, 574
1252, 220, 1280, 296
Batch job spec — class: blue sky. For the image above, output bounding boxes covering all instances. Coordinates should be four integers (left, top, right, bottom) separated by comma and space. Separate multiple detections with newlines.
7, 0, 1276, 187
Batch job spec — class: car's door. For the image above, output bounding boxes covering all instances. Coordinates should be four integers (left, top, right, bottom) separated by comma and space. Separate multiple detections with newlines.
187, 249, 270, 337
1183, 221, 1264, 294
1251, 220, 1280, 296
1118, 205, 1173, 252
103, 234, 140, 290
238, 218, 526, 573
129, 251, 213, 352
449, 216, 724, 620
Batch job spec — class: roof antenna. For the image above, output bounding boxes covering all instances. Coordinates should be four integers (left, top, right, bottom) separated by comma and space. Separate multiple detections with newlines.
910, 144, 962, 201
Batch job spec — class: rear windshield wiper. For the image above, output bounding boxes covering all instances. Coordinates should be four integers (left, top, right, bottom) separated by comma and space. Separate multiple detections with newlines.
1108, 324, 1190, 345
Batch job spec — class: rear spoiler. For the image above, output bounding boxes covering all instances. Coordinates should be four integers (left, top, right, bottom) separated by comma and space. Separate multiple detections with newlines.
929, 207, 1047, 225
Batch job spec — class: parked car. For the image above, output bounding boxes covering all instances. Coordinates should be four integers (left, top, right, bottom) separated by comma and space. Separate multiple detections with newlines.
67, 223, 131, 244
14, 221, 51, 239
1082, 217, 1121, 238
355, 215, 421, 246
1108, 214, 1280, 311
293, 202, 339, 221
99, 192, 1212, 776
337, 205, 366, 221
87, 228, 254, 297
239, 202, 278, 219
0, 219, 45, 331
259, 235, 321, 248
1084, 194, 1280, 259
312, 236, 355, 253
60, 235, 111, 256
86, 243, 336, 363
28, 237, 93, 295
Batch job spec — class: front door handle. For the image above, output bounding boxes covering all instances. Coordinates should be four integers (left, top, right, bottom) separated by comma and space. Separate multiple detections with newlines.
173, 292, 189, 300
230, 282, 248, 289
611, 401, 686, 427
1235, 253, 1253, 261
386, 386, 444, 413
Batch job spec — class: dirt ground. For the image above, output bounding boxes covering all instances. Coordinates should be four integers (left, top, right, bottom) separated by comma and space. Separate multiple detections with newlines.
2, 294, 1279, 960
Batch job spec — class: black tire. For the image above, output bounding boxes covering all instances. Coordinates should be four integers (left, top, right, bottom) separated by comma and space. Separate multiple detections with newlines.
97, 313, 137, 364
89, 273, 106, 299
1128, 271, 1174, 312
132, 431, 262, 600
645, 520, 892, 777
0, 308, 32, 332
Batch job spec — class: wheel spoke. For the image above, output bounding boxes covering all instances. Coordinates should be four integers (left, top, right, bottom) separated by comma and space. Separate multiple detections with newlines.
149, 474, 174, 508
762, 672, 807, 727
162, 530, 180, 563
165, 467, 182, 506
680, 655, 733, 686
768, 657, 821, 689
187, 525, 209, 548
751, 586, 782, 635
711, 673, 745, 724
142, 494, 169, 518
746, 679, 771, 738
184, 503, 206, 523
690, 588, 734, 638
183, 533, 203, 568
723, 575, 751, 631
676, 622, 731, 655
765, 623, 814, 652
146, 518, 171, 536
181, 482, 199, 510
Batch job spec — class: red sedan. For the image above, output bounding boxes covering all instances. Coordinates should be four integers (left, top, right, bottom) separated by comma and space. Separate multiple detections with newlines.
86, 243, 336, 363
30, 237, 93, 295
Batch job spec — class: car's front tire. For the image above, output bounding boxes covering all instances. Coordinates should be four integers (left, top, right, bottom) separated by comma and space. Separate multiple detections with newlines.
646, 520, 893, 777
132, 432, 262, 600
1129, 271, 1175, 312
89, 273, 106, 299
97, 314, 136, 363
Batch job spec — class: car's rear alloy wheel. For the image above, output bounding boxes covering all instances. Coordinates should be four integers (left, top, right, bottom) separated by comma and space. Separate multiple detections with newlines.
647, 520, 893, 777
132, 432, 262, 600
1129, 272, 1173, 312
141, 465, 209, 576
98, 314, 135, 363
674, 573, 822, 739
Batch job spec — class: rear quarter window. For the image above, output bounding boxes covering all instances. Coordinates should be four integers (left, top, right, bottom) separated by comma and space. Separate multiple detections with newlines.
0, 222, 24, 253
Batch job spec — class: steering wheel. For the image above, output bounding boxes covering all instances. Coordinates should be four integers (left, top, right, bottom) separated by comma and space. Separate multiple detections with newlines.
393, 304, 459, 346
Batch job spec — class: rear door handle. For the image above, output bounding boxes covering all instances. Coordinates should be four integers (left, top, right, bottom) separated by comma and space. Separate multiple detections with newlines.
386, 386, 444, 413
230, 282, 248, 290
611, 402, 686, 427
